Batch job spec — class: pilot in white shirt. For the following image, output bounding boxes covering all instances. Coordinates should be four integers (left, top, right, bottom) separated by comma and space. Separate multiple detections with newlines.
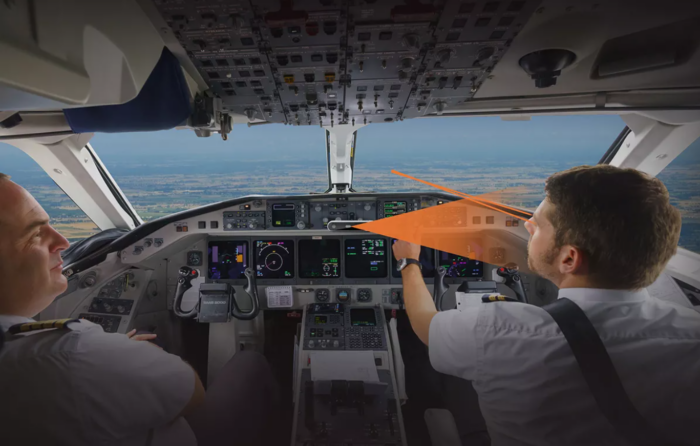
0, 173, 277, 446
395, 165, 700, 446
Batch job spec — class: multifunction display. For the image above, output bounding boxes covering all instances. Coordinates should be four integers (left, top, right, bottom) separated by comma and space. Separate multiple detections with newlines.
391, 240, 436, 278
299, 239, 340, 278
254, 240, 295, 278
208, 241, 248, 279
271, 203, 296, 227
438, 251, 483, 278
345, 238, 387, 278
350, 308, 377, 326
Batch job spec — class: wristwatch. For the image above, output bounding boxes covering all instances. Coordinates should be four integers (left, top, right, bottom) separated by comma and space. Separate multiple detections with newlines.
397, 258, 422, 272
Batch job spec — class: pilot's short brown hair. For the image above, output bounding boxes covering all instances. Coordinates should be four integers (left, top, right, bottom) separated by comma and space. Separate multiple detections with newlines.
544, 165, 681, 290
0, 172, 10, 182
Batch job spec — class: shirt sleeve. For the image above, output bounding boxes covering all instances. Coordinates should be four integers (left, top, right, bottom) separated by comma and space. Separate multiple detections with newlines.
66, 323, 195, 441
428, 307, 482, 381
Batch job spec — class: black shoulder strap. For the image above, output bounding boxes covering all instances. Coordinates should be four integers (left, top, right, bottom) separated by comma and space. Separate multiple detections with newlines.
543, 298, 680, 446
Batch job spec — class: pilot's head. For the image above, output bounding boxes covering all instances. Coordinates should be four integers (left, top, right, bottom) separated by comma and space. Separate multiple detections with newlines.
524, 165, 681, 290
0, 173, 70, 317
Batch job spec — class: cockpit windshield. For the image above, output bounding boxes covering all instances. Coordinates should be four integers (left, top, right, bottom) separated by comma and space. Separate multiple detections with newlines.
90, 114, 625, 219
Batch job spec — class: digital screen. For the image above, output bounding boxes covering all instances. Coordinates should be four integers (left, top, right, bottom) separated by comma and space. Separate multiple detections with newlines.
208, 241, 248, 280
391, 240, 435, 278
438, 251, 483, 278
314, 315, 328, 324
351, 308, 377, 326
299, 239, 340, 278
254, 240, 295, 278
384, 201, 407, 217
271, 203, 295, 227
344, 238, 387, 278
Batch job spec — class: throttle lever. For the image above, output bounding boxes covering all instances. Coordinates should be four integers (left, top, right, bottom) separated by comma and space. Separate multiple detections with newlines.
496, 266, 528, 303
433, 266, 449, 311
231, 267, 260, 320
173, 266, 199, 318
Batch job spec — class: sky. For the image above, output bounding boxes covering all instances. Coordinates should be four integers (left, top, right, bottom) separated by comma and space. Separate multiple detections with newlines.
3, 114, 699, 179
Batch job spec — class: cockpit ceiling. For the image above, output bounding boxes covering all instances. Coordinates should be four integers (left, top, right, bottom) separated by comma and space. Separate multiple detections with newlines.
150, 0, 700, 125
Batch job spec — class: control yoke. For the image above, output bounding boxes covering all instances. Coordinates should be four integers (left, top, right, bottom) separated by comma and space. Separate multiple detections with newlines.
496, 265, 528, 303
173, 266, 260, 321
433, 266, 449, 311
174, 266, 199, 318
233, 268, 260, 320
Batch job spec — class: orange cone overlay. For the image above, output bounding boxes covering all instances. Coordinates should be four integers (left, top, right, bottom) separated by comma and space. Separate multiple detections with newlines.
353, 171, 537, 269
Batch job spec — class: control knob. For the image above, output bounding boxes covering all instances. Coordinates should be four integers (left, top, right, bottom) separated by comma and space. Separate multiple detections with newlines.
226, 223, 233, 229
333, 340, 339, 348
315, 205, 322, 212
296, 221, 306, 229
143, 240, 152, 248
104, 303, 113, 312
253, 200, 263, 207
364, 204, 372, 211
117, 305, 125, 313
308, 340, 315, 348
248, 221, 258, 229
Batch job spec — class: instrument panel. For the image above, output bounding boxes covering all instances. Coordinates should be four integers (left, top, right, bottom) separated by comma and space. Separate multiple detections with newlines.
207, 236, 483, 285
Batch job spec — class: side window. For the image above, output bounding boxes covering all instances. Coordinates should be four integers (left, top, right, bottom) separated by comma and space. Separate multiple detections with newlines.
656, 137, 700, 253
0, 143, 99, 243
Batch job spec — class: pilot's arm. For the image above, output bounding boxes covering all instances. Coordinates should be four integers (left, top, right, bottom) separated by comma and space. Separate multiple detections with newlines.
394, 240, 481, 381
67, 320, 204, 436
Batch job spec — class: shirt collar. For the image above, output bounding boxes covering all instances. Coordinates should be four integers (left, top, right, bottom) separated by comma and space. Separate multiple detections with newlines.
557, 287, 649, 303
0, 315, 35, 333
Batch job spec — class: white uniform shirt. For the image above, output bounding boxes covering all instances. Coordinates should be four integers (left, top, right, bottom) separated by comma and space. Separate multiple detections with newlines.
429, 288, 700, 446
0, 316, 197, 446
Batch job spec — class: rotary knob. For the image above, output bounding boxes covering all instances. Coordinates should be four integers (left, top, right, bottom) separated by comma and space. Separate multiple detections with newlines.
117, 305, 125, 313
143, 240, 152, 248
253, 200, 263, 207
297, 221, 306, 229
315, 205, 322, 212
226, 223, 233, 229
308, 340, 315, 348
364, 204, 372, 211
248, 221, 258, 229
322, 217, 329, 223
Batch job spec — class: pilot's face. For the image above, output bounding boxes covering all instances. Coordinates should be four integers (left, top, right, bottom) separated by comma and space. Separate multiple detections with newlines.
524, 198, 561, 284
0, 180, 70, 317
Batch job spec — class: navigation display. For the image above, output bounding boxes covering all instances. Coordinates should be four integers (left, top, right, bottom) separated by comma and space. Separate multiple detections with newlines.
438, 251, 483, 278
299, 239, 340, 278
208, 241, 248, 280
271, 203, 295, 227
254, 240, 295, 278
344, 238, 387, 278
391, 240, 435, 278
350, 308, 377, 326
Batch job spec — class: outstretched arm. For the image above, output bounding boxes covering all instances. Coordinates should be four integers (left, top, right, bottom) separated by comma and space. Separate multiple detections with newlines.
393, 240, 437, 345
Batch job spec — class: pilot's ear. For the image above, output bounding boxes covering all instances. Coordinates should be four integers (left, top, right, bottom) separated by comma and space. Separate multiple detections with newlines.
558, 245, 586, 275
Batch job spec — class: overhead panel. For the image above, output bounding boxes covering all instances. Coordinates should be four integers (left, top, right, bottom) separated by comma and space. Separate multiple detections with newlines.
152, 0, 540, 126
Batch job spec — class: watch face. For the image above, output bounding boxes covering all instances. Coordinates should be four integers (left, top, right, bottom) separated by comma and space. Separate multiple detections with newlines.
397, 258, 406, 271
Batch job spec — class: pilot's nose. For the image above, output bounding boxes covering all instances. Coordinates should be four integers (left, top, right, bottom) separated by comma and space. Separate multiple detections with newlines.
49, 225, 70, 252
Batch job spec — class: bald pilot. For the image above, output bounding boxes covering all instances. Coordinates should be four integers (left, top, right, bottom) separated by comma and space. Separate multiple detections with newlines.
0, 172, 278, 446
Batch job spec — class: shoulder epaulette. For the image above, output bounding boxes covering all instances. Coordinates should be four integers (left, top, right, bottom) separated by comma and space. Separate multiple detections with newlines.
481, 294, 518, 303
8, 318, 80, 335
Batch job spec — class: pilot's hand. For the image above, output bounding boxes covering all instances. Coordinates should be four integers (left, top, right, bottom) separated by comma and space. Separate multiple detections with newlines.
126, 329, 158, 342
393, 240, 421, 261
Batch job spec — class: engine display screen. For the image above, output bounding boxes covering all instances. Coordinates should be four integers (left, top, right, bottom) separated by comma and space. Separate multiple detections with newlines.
208, 241, 248, 280
254, 240, 295, 278
384, 201, 407, 217
314, 315, 328, 324
299, 239, 340, 278
391, 241, 435, 278
350, 308, 377, 326
438, 251, 483, 278
344, 238, 387, 278
271, 203, 296, 227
